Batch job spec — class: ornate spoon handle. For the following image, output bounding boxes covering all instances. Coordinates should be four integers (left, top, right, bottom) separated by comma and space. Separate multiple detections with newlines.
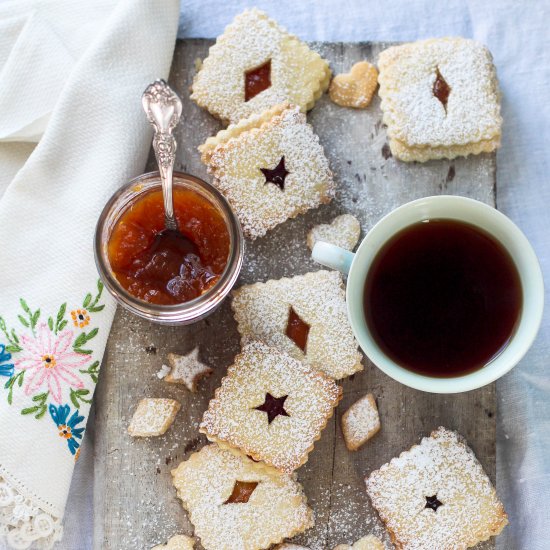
142, 79, 182, 231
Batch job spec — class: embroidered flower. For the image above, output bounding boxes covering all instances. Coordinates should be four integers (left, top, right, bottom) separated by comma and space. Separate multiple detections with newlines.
71, 309, 90, 329
0, 344, 14, 378
15, 323, 89, 404
49, 404, 85, 455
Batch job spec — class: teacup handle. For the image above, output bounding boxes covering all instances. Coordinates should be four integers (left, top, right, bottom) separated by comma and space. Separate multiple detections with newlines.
312, 241, 355, 275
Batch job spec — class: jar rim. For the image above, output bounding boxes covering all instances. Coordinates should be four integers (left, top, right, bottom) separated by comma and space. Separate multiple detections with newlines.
94, 171, 244, 324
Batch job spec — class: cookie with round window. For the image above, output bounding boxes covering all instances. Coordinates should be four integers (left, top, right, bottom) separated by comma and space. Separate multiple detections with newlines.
172, 444, 313, 550
200, 341, 342, 474
365, 427, 508, 548
378, 38, 502, 162
231, 270, 362, 380
199, 103, 335, 239
191, 8, 331, 125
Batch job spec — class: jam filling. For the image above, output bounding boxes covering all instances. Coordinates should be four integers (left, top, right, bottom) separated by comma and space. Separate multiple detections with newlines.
285, 307, 310, 352
260, 156, 289, 190
245, 60, 272, 102
433, 68, 451, 111
224, 481, 259, 504
107, 188, 230, 305
425, 495, 443, 512
254, 393, 290, 424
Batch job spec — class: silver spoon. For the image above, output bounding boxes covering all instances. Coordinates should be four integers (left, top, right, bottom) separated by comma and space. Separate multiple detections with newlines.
142, 79, 198, 253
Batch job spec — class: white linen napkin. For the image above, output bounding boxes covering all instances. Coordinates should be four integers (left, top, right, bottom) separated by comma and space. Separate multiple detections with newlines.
0, 0, 180, 548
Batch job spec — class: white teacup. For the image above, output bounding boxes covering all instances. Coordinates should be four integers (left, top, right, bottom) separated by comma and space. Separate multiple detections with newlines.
313, 196, 544, 393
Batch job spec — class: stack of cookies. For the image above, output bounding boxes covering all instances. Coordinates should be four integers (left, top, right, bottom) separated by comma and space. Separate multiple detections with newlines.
142, 8, 507, 550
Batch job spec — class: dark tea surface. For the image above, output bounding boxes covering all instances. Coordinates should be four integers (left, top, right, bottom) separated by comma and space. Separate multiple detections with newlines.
363, 219, 522, 377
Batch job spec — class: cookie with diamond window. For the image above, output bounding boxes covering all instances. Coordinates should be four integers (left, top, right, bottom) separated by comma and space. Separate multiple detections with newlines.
378, 38, 502, 162
231, 270, 362, 380
200, 103, 335, 239
191, 9, 330, 124
171, 444, 313, 550
200, 341, 342, 473
365, 427, 508, 549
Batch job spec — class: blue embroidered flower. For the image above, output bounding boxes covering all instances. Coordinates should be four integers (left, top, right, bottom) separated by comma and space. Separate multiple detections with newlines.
49, 404, 85, 455
0, 344, 14, 378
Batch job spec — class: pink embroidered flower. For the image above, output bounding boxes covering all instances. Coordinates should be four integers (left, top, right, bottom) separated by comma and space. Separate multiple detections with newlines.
15, 323, 89, 404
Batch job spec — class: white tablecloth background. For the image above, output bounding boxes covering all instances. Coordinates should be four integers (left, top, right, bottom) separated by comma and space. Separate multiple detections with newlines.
62, 1, 549, 548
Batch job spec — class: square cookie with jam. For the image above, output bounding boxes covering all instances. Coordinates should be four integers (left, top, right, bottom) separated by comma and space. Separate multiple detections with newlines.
191, 8, 330, 124
231, 270, 362, 380
378, 37, 502, 162
200, 103, 335, 239
172, 444, 313, 550
200, 341, 342, 474
365, 427, 508, 549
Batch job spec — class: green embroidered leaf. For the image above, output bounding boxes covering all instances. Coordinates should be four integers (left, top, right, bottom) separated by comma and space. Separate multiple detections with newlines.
4, 377, 13, 390
97, 279, 104, 294
33, 392, 48, 402
0, 318, 5, 332
83, 293, 92, 308
74, 348, 92, 355
70, 388, 91, 408
5, 371, 24, 405
88, 305, 105, 313
21, 406, 39, 415
55, 303, 67, 333
17, 315, 29, 328
87, 327, 99, 340
31, 309, 40, 328
73, 333, 87, 348
19, 299, 31, 315
70, 389, 79, 409
80, 361, 100, 383
5, 344, 22, 353
17, 373, 23, 387
58, 320, 68, 331
48, 317, 54, 331
10, 329, 19, 344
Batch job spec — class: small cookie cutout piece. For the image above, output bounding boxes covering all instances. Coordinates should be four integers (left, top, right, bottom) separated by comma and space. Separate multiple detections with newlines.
200, 341, 342, 474
191, 8, 330, 125
232, 270, 362, 380
200, 103, 335, 240
342, 393, 380, 451
366, 426, 508, 549
329, 61, 379, 109
275, 544, 311, 550
172, 444, 314, 550
333, 534, 384, 550
151, 534, 195, 550
165, 348, 213, 392
128, 398, 180, 437
307, 214, 361, 252
378, 37, 501, 163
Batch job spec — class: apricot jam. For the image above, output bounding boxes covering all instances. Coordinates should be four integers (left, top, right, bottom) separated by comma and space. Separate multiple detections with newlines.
107, 188, 230, 305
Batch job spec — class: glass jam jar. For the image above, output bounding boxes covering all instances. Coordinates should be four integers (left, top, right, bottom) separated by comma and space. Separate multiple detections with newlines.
95, 171, 243, 324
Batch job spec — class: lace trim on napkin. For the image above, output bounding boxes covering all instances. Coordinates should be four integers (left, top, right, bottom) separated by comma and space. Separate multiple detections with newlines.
0, 476, 62, 549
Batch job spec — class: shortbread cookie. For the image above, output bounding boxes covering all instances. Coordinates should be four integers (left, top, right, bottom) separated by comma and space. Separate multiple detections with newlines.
128, 398, 180, 437
172, 444, 313, 550
378, 38, 502, 162
365, 427, 508, 549
307, 214, 361, 251
165, 348, 212, 392
333, 534, 384, 550
200, 341, 342, 473
329, 61, 379, 108
200, 104, 335, 239
275, 544, 311, 550
232, 270, 362, 380
191, 9, 330, 124
342, 393, 380, 451
152, 534, 194, 550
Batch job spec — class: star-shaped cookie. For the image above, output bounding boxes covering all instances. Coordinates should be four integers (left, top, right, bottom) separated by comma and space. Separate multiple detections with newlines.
165, 348, 212, 392
172, 444, 314, 550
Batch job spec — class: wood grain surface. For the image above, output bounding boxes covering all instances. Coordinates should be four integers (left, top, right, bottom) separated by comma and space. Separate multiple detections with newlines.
93, 40, 497, 549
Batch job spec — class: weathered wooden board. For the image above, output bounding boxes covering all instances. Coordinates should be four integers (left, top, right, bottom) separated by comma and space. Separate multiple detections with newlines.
93, 40, 497, 549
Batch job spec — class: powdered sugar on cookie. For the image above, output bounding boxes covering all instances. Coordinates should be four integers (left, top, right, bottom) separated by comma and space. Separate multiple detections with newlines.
151, 534, 195, 550
333, 534, 384, 550
366, 427, 508, 549
165, 348, 212, 392
342, 394, 380, 451
128, 398, 181, 438
307, 214, 361, 251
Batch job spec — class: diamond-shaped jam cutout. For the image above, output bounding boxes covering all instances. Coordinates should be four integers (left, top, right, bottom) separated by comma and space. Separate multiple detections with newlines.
286, 307, 310, 352
433, 68, 451, 111
244, 60, 272, 102
224, 480, 259, 504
